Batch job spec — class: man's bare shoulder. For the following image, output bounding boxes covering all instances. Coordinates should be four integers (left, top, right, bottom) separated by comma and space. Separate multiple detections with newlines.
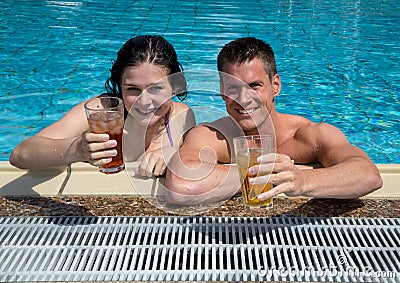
186, 124, 215, 136
278, 113, 347, 145
182, 118, 234, 163
293, 118, 348, 147
201, 116, 235, 128
297, 120, 343, 137
279, 113, 316, 128
201, 116, 243, 139
184, 123, 226, 145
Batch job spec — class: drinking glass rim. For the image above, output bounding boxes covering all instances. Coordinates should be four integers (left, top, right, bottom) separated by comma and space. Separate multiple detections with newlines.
84, 96, 123, 111
233, 135, 273, 141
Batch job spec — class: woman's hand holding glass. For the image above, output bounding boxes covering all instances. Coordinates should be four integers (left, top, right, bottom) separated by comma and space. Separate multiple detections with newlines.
80, 131, 118, 167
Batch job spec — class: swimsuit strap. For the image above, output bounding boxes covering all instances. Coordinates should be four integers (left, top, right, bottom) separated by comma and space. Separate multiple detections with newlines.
165, 113, 174, 147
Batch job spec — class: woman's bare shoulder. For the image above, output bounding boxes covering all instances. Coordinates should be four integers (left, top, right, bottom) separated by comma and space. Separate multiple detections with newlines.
172, 101, 190, 112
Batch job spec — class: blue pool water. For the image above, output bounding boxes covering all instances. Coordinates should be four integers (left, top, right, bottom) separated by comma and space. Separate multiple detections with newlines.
1, 0, 399, 163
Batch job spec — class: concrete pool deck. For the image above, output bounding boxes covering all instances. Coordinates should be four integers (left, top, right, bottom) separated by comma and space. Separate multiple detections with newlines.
0, 161, 399, 199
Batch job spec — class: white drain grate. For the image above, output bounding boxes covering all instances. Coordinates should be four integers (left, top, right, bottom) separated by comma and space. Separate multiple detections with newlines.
0, 216, 399, 282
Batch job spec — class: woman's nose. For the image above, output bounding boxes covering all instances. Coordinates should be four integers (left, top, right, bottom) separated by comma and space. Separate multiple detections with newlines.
136, 90, 152, 106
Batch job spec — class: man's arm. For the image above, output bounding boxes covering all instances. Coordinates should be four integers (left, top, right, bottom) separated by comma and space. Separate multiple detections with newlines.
165, 125, 241, 205
253, 123, 383, 199
304, 123, 382, 197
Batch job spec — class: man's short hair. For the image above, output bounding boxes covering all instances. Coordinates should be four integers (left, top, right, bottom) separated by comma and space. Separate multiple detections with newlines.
217, 37, 277, 81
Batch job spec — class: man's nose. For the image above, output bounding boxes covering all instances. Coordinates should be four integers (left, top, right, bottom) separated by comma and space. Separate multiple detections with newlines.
235, 86, 253, 107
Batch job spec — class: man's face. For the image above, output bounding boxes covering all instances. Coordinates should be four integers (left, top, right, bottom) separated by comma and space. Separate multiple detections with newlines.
220, 58, 280, 133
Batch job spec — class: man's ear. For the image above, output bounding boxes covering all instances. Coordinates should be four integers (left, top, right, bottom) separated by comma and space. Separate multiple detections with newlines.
221, 93, 228, 102
272, 74, 281, 98
220, 80, 228, 101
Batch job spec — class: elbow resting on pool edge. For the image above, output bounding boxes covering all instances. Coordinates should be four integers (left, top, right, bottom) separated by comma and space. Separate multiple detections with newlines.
164, 169, 211, 205
365, 166, 384, 196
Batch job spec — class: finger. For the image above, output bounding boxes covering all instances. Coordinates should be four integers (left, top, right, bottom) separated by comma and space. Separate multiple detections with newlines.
257, 158, 295, 175
249, 153, 289, 174
136, 152, 145, 163
85, 132, 110, 143
82, 145, 117, 163
89, 157, 113, 167
249, 171, 294, 186
273, 159, 297, 173
257, 183, 285, 200
248, 174, 273, 186
139, 157, 149, 177
145, 155, 157, 178
146, 153, 158, 177
249, 163, 274, 175
88, 149, 118, 161
86, 140, 118, 153
139, 155, 155, 178
133, 166, 140, 175
257, 187, 278, 200
256, 152, 276, 163
257, 153, 291, 164
258, 182, 297, 200
153, 159, 167, 177
295, 164, 313, 170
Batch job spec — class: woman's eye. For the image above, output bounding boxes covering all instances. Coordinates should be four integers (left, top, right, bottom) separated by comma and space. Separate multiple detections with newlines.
148, 86, 163, 93
127, 87, 141, 94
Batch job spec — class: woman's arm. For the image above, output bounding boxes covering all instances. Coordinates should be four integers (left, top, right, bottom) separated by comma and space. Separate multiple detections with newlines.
9, 100, 117, 169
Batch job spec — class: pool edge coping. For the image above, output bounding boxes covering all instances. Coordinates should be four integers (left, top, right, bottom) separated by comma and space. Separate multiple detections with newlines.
0, 161, 399, 199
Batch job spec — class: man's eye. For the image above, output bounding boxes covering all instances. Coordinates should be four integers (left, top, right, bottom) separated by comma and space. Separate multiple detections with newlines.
249, 83, 261, 89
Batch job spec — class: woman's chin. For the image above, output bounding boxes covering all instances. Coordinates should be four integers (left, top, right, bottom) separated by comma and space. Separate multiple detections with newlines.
130, 107, 167, 127
137, 115, 163, 127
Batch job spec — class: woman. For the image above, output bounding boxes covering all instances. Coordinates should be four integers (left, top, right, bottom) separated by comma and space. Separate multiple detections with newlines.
9, 35, 195, 177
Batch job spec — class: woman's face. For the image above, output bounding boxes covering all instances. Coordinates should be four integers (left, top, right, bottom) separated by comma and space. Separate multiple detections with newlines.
121, 63, 173, 127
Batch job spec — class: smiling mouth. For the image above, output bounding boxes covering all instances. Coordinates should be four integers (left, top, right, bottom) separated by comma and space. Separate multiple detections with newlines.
237, 108, 257, 115
136, 108, 157, 115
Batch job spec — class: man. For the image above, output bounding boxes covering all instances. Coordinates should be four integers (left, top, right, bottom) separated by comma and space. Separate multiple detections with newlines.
165, 37, 382, 205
